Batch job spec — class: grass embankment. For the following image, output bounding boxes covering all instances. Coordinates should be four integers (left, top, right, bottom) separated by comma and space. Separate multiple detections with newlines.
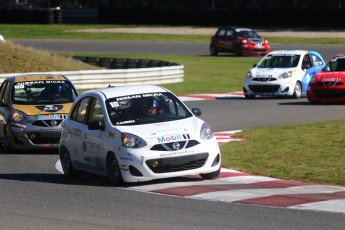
1, 27, 345, 186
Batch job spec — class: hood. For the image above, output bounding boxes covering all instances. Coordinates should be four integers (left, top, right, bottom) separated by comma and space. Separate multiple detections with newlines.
12, 103, 73, 116
116, 117, 204, 143
316, 71, 345, 80
252, 68, 296, 78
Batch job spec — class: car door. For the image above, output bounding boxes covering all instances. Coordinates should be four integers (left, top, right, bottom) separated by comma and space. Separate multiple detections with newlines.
301, 53, 325, 94
66, 96, 91, 170
83, 97, 106, 172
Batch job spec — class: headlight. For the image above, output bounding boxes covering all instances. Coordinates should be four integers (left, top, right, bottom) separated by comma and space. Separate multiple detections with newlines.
121, 133, 147, 148
246, 71, 252, 79
242, 39, 248, 44
200, 123, 213, 140
11, 110, 29, 123
278, 71, 292, 79
309, 76, 316, 84
265, 39, 269, 44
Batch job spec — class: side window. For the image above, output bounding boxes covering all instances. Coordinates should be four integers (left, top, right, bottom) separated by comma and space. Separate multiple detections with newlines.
225, 29, 233, 37
88, 98, 104, 124
70, 97, 90, 124
310, 54, 323, 67
217, 29, 226, 36
302, 55, 311, 69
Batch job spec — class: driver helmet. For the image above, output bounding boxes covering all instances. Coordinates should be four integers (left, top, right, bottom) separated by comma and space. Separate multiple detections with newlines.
142, 98, 159, 115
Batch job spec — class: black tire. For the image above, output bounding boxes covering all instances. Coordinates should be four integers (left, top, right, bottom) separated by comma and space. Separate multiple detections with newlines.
200, 166, 221, 180
244, 94, 255, 99
293, 81, 302, 99
234, 46, 242, 56
106, 153, 124, 186
2, 129, 12, 154
59, 146, 75, 176
210, 45, 218, 56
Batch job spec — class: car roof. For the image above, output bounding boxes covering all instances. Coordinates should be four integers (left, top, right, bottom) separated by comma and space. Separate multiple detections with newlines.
10, 74, 67, 83
266, 50, 309, 55
85, 85, 169, 99
218, 26, 253, 31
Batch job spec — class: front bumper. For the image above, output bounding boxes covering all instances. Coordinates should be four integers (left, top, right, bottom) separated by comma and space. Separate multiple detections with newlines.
117, 137, 221, 183
307, 85, 345, 102
243, 78, 294, 97
8, 122, 61, 150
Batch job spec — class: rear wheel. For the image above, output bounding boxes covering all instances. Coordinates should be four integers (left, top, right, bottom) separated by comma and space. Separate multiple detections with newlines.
59, 146, 75, 176
106, 153, 124, 186
210, 45, 218, 56
200, 166, 221, 180
293, 81, 302, 99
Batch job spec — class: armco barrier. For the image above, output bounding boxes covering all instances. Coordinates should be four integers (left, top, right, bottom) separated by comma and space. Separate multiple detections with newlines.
0, 65, 184, 89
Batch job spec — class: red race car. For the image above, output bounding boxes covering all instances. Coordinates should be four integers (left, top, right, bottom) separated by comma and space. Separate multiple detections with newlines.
307, 53, 345, 104
210, 26, 270, 56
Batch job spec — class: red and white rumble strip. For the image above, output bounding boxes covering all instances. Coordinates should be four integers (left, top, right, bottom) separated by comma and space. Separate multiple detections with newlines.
127, 168, 345, 214
179, 92, 244, 101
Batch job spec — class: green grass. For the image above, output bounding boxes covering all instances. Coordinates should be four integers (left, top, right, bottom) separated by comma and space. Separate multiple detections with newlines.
1, 24, 345, 45
72, 53, 260, 94
224, 121, 345, 186
1, 25, 345, 186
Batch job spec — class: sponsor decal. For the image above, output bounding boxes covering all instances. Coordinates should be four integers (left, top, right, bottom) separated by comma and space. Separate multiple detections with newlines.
37, 114, 67, 120
114, 93, 163, 102
116, 120, 135, 125
35, 105, 63, 112
74, 129, 82, 137
322, 78, 340, 82
14, 80, 65, 89
160, 150, 194, 157
157, 134, 190, 143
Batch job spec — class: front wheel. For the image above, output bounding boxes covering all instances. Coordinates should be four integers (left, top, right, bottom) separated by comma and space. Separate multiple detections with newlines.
2, 129, 13, 154
234, 46, 242, 56
293, 81, 302, 99
200, 166, 221, 180
106, 153, 124, 186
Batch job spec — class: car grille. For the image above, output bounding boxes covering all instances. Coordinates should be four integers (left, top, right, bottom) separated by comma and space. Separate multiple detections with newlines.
27, 132, 61, 144
317, 82, 344, 87
253, 78, 277, 82
32, 120, 63, 127
150, 140, 200, 151
314, 90, 345, 98
249, 85, 280, 93
146, 153, 208, 174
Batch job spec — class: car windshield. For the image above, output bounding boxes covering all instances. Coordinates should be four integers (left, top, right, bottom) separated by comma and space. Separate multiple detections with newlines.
324, 57, 345, 72
236, 30, 260, 38
12, 80, 78, 104
106, 92, 193, 126
257, 54, 300, 68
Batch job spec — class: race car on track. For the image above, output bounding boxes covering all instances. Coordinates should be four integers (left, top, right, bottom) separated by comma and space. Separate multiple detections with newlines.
210, 26, 270, 56
0, 74, 78, 153
243, 50, 325, 99
307, 53, 345, 104
59, 85, 221, 186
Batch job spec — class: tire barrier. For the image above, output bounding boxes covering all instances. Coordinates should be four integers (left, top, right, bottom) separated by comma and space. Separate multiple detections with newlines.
73, 56, 180, 69
0, 8, 62, 24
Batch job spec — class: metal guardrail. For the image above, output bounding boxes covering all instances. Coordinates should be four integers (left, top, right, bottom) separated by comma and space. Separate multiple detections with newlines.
0, 65, 184, 89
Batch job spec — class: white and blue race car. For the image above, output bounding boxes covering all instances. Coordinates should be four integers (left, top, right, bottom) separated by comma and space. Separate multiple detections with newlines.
243, 50, 325, 99
58, 85, 221, 186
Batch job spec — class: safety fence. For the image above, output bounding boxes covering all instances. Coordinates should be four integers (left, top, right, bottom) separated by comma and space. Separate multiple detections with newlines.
0, 65, 184, 90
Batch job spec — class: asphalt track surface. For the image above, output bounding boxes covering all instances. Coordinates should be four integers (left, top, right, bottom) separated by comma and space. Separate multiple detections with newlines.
1, 40, 345, 229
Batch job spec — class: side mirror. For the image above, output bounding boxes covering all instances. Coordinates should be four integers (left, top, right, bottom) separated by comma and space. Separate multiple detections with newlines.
88, 120, 104, 131
253, 64, 257, 68
192, 108, 201, 117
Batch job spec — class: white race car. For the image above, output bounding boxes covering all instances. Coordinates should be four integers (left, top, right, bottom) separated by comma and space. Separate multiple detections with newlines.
59, 85, 221, 185
243, 50, 325, 99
